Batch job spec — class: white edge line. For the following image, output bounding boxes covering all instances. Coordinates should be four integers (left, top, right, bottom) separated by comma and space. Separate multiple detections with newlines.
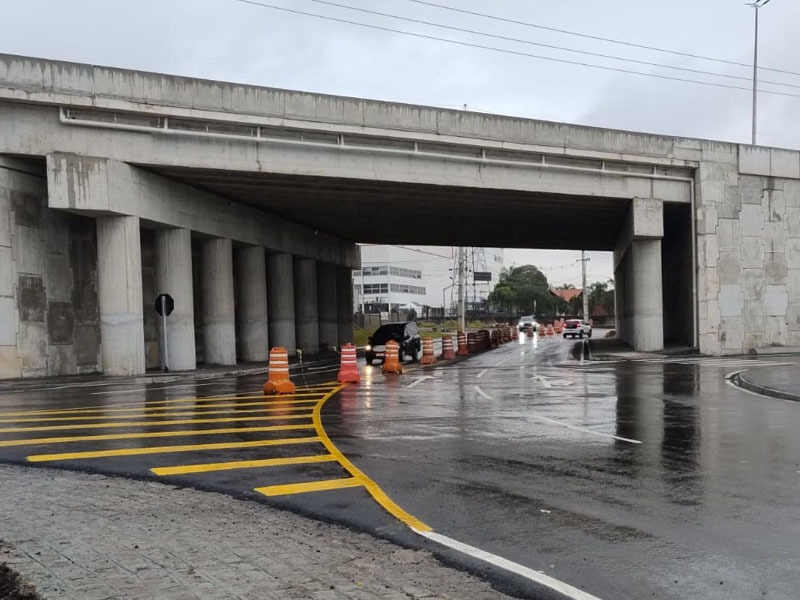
476, 369, 487, 379
412, 529, 604, 600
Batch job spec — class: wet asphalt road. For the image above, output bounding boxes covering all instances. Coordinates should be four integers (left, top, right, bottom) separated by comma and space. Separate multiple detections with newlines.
1, 337, 800, 599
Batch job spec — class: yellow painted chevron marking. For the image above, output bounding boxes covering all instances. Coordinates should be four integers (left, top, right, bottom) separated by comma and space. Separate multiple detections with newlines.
0, 404, 316, 424
0, 392, 334, 417
0, 424, 314, 448
0, 412, 313, 434
255, 477, 363, 496
152, 454, 337, 476
27, 436, 322, 463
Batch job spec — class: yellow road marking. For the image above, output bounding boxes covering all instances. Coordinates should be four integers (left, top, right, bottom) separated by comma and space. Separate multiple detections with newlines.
152, 454, 338, 476
0, 424, 314, 448
0, 412, 313, 434
0, 405, 317, 424
256, 477, 363, 496
27, 436, 322, 462
249, 385, 433, 532
0, 392, 334, 418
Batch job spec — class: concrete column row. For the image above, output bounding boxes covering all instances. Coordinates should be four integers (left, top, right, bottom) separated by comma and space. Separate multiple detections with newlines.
97, 221, 354, 375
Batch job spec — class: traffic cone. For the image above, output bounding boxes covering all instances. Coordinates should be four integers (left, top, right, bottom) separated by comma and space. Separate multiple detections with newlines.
456, 331, 469, 356
382, 340, 403, 374
441, 335, 456, 360
337, 343, 360, 384
262, 347, 295, 394
420, 337, 436, 365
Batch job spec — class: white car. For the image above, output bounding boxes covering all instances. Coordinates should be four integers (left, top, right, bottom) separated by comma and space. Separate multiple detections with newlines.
518, 316, 538, 332
563, 319, 592, 338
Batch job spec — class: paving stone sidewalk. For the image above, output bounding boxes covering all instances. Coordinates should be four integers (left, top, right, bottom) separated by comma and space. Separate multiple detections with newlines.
0, 464, 513, 600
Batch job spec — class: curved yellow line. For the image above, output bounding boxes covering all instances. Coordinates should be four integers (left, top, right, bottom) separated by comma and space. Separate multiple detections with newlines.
313, 385, 432, 532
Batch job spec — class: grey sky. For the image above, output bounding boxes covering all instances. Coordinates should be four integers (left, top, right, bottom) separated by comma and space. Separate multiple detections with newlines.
2, 0, 798, 286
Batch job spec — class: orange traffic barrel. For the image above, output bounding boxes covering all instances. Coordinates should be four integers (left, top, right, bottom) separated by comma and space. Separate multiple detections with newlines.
262, 347, 295, 394
456, 331, 469, 356
420, 336, 436, 365
441, 335, 456, 359
337, 343, 360, 384
539, 325, 547, 336
382, 339, 403, 374
547, 324, 554, 336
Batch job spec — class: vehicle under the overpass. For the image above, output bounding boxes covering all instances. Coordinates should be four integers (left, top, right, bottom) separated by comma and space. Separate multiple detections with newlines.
1, 53, 799, 378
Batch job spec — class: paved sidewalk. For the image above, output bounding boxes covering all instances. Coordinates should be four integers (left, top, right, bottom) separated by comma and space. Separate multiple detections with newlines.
0, 465, 513, 600
736, 365, 800, 402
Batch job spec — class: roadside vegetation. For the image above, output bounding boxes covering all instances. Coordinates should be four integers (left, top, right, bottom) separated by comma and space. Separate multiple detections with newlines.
0, 563, 41, 600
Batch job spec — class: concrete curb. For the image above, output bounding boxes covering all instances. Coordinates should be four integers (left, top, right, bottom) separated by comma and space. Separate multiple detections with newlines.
732, 370, 800, 403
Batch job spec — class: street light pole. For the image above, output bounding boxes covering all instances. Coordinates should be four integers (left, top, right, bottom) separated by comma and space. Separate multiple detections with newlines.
748, 0, 772, 146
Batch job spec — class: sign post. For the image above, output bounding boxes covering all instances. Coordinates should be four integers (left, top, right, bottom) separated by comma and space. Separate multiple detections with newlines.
155, 293, 175, 372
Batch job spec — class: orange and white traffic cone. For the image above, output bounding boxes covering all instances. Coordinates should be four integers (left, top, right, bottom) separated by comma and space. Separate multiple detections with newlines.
420, 336, 436, 365
456, 331, 469, 356
382, 340, 403, 374
547, 324, 554, 337
337, 343, 360, 384
262, 347, 295, 394
441, 335, 456, 360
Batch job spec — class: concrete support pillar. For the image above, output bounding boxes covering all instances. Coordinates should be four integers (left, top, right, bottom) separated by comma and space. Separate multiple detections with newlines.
294, 257, 320, 354
317, 262, 338, 351
154, 228, 196, 371
630, 239, 664, 352
336, 267, 354, 345
96, 215, 145, 376
267, 253, 296, 355
201, 238, 236, 365
235, 245, 268, 362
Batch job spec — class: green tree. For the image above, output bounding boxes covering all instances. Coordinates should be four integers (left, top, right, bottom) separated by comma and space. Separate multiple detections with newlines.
488, 265, 561, 318
587, 280, 615, 316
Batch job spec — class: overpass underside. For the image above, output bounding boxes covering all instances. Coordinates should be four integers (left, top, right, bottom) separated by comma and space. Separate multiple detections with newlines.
2, 54, 800, 378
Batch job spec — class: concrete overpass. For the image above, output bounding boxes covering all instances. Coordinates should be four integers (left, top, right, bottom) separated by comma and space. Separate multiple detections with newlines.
1, 54, 798, 378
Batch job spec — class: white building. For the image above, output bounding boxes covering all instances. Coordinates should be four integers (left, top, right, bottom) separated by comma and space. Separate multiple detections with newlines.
354, 245, 504, 318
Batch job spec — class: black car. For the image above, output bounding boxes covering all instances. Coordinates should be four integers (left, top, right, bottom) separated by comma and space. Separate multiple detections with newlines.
364, 322, 421, 365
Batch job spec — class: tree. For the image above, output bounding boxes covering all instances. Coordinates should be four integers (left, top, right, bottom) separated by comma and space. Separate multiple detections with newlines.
488, 265, 561, 318
587, 280, 615, 316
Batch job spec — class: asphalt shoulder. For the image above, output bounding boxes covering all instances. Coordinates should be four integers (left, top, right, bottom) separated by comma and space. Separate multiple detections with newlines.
0, 464, 514, 600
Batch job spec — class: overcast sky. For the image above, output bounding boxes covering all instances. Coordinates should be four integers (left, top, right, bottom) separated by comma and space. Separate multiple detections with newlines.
2, 0, 798, 286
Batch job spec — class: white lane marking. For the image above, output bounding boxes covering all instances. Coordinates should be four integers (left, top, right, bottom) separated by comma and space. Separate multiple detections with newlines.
406, 376, 434, 389
476, 369, 487, 379
530, 414, 641, 444
413, 529, 604, 600
494, 358, 510, 367
474, 387, 640, 444
474, 386, 494, 400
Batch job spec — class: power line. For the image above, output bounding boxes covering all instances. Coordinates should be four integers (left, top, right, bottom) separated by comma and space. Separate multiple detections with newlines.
401, 0, 800, 78
303, 0, 800, 91
228, 0, 800, 99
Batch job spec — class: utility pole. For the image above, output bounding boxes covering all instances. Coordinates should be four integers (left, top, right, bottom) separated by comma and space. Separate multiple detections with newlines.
748, 0, 772, 145
457, 246, 466, 332
577, 251, 590, 319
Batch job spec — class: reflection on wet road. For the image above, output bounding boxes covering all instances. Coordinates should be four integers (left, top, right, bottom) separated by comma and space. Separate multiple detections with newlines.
2, 336, 800, 599
325, 335, 800, 600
